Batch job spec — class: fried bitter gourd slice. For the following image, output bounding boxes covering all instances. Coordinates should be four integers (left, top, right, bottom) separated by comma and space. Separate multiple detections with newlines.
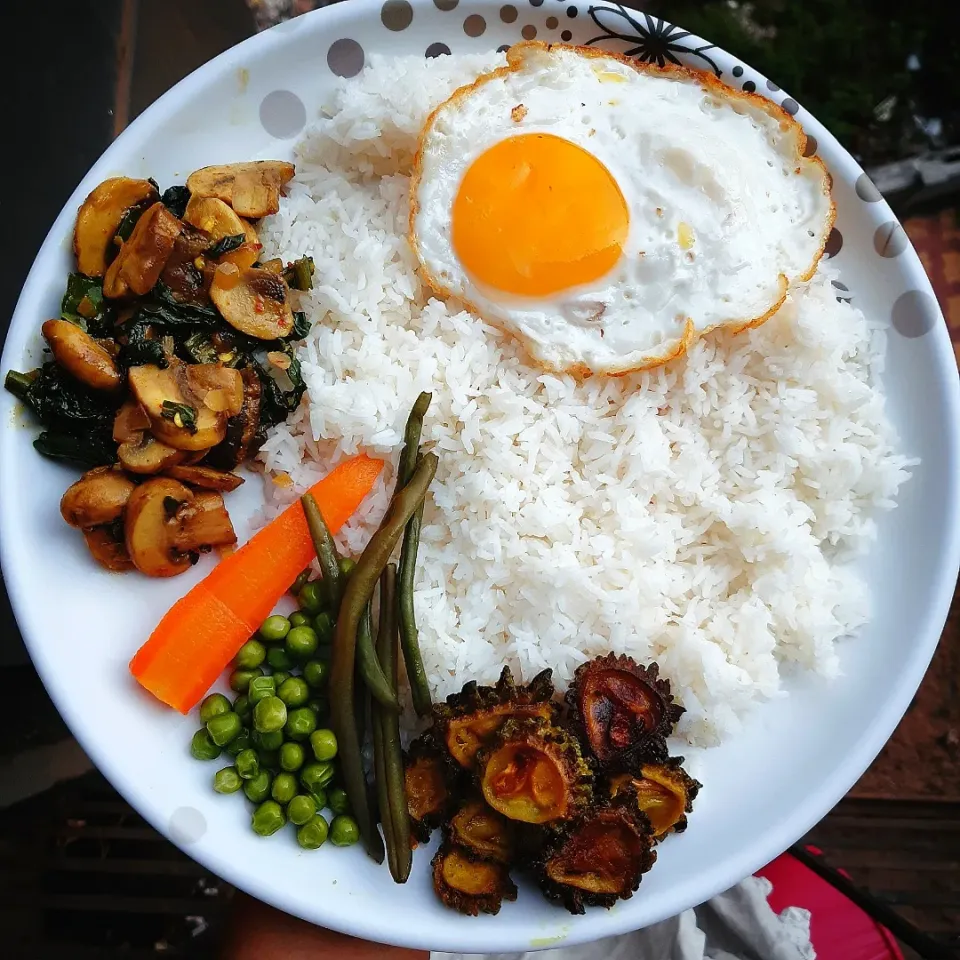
434, 666, 558, 771
446, 796, 516, 864
478, 717, 592, 826
537, 801, 656, 914
566, 655, 684, 770
403, 732, 454, 844
608, 757, 701, 839
431, 841, 518, 916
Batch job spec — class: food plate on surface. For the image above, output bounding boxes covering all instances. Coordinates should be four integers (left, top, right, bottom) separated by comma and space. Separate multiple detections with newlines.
1, 0, 959, 952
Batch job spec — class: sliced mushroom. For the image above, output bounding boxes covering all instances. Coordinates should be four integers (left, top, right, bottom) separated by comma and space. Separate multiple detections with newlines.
41, 319, 122, 391
103, 202, 183, 299
128, 362, 243, 451
124, 478, 194, 577
74, 177, 159, 277
160, 224, 214, 305
241, 219, 259, 245
209, 265, 294, 339
118, 432, 186, 474
60, 467, 136, 528
168, 491, 237, 553
186, 161, 295, 218
183, 195, 246, 242
207, 367, 263, 470
113, 400, 152, 443
164, 465, 244, 491
83, 526, 134, 572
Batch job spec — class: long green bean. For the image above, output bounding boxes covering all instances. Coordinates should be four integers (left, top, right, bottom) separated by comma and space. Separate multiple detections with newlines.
357, 602, 396, 709
329, 453, 437, 862
396, 392, 432, 490
374, 564, 411, 883
301, 493, 343, 613
372, 571, 396, 878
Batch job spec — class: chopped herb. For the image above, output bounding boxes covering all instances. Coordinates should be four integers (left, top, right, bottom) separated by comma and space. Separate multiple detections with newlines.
289, 310, 310, 340
283, 256, 315, 291
208, 234, 245, 258
161, 400, 198, 434
61, 274, 104, 326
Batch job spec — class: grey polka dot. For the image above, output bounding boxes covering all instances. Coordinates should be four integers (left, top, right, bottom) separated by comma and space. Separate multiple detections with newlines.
530, 0, 544, 6
327, 38, 364, 78
802, 134, 818, 158
855, 172, 883, 202
767, 79, 780, 91
892, 289, 938, 338
463, 13, 486, 36
561, 29, 572, 41
824, 227, 843, 258
381, 0, 413, 30
500, 4, 517, 21
434, 0, 458, 9
169, 807, 206, 846
259, 90, 306, 139
832, 280, 852, 302
781, 97, 800, 115
742, 80, 756, 93
522, 24, 537, 39
874, 221, 908, 258
426, 42, 452, 57
732, 65, 743, 78
566, 5, 577, 17
546, 15, 558, 28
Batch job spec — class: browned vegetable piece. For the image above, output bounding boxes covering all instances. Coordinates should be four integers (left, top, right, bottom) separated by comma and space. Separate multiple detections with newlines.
433, 667, 557, 771
113, 400, 152, 443
74, 177, 159, 277
168, 491, 237, 553
60, 466, 136, 528
128, 362, 243, 451
164, 465, 244, 491
608, 758, 700, 839
479, 718, 592, 826
186, 161, 295, 218
103, 202, 183, 299
241, 219, 259, 245
83, 525, 134, 572
41, 319, 122, 391
447, 799, 515, 864
209, 264, 294, 339
538, 803, 657, 914
183, 195, 246, 242
566, 655, 684, 771
404, 734, 452, 843
118, 433, 186, 475
217, 241, 262, 271
260, 258, 284, 274
160, 225, 214, 305
431, 842, 517, 917
206, 367, 262, 470
124, 478, 194, 577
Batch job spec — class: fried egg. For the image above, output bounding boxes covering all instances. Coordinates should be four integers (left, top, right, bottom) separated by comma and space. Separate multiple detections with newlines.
409, 43, 834, 375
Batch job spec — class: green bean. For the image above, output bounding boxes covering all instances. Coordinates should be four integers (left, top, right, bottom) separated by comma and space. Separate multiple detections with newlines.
396, 392, 432, 489
302, 493, 343, 613
356, 602, 395, 710
373, 564, 412, 883
330, 453, 438, 863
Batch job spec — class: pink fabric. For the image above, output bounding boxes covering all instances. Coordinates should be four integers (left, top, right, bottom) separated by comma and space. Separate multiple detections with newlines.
757, 851, 903, 960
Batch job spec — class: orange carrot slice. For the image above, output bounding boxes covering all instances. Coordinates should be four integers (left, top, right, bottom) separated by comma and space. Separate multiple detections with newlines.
130, 454, 383, 713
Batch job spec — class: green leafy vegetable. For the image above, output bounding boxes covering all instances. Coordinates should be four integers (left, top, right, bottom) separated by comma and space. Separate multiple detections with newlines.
120, 318, 167, 369
289, 311, 310, 341
161, 400, 198, 433
160, 185, 190, 219
208, 234, 245, 258
60, 274, 114, 336
283, 256, 315, 291
34, 430, 116, 466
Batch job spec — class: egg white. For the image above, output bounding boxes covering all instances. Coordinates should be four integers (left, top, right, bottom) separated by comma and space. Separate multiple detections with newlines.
410, 43, 834, 375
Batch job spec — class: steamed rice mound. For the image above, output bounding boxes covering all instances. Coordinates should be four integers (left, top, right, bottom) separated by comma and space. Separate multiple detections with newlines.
256, 54, 912, 746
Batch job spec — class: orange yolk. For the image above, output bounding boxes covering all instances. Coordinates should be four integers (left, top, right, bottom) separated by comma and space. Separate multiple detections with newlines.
452, 133, 629, 298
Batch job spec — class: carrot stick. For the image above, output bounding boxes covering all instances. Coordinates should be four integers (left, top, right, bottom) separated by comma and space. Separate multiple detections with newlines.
130, 454, 383, 714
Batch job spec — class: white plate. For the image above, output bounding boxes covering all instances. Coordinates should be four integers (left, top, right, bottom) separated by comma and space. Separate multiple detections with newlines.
2, 0, 959, 952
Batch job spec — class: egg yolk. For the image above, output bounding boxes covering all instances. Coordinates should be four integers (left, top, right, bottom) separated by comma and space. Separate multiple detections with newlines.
452, 133, 629, 298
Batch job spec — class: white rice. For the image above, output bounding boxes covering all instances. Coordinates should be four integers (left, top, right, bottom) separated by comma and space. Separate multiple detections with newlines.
256, 54, 913, 746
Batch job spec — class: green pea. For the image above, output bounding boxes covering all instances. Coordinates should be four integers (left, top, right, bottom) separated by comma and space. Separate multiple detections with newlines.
301, 761, 335, 794
308, 786, 328, 810
327, 786, 350, 815
271, 772, 298, 805
287, 794, 317, 826
259, 615, 291, 643
309, 728, 338, 762
285, 707, 318, 742
224, 729, 252, 758
289, 611, 311, 628
206, 711, 242, 747
303, 659, 329, 689
296, 814, 329, 850
253, 696, 287, 734
235, 639, 266, 670
307, 697, 328, 719
248, 675, 276, 706
297, 580, 324, 615
338, 557, 356, 579
285, 626, 318, 662
278, 676, 310, 708
330, 814, 360, 847
279, 741, 305, 772
232, 694, 251, 722
235, 748, 260, 780
199, 693, 231, 725
253, 729, 284, 752
271, 671, 291, 688
251, 800, 286, 837
190, 728, 221, 761
229, 666, 263, 693
312, 613, 333, 645
266, 646, 294, 672
243, 770, 272, 804
213, 766, 242, 794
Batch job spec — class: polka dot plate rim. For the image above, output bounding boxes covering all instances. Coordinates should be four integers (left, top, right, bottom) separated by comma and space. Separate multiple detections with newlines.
1, 0, 958, 953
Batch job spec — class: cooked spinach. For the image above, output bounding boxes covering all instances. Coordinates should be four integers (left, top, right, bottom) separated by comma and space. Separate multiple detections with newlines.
290, 310, 310, 340
181, 332, 221, 365
34, 430, 116, 467
161, 400, 198, 433
255, 342, 306, 431
207, 234, 245, 258
60, 274, 115, 337
160, 184, 190, 219
120, 318, 167, 369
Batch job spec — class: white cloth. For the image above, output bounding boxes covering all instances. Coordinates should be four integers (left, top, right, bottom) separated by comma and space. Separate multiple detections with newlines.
433, 876, 815, 960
